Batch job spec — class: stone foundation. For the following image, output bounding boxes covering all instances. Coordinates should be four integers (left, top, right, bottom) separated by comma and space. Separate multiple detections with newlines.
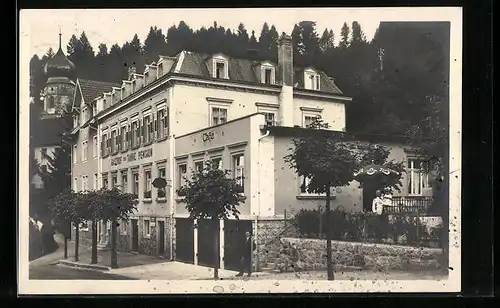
281, 237, 443, 271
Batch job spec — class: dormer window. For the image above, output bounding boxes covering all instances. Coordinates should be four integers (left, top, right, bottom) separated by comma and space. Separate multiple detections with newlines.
304, 70, 321, 90
215, 62, 226, 79
132, 80, 136, 92
260, 62, 275, 85
144, 71, 149, 85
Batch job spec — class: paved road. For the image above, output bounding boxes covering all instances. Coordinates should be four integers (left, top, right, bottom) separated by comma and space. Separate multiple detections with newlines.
29, 264, 136, 280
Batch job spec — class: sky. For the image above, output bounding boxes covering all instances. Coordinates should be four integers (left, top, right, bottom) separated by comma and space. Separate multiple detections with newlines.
19, 8, 394, 58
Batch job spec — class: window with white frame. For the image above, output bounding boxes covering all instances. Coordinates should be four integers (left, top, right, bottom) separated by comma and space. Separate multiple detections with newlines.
299, 175, 325, 196
143, 219, 151, 237
177, 163, 187, 192
92, 103, 97, 117
194, 160, 204, 173
156, 106, 169, 139
110, 128, 118, 153
144, 169, 152, 199
81, 140, 88, 162
211, 107, 228, 126
111, 173, 118, 189
131, 119, 139, 147
143, 113, 152, 144
303, 114, 321, 128
73, 144, 78, 164
73, 177, 78, 192
132, 171, 139, 197
263, 112, 277, 126
82, 175, 88, 191
232, 154, 244, 192
214, 60, 228, 79
121, 172, 128, 193
211, 157, 223, 170
93, 135, 98, 158
305, 71, 320, 90
261, 66, 275, 84
102, 174, 109, 189
120, 124, 127, 151
157, 166, 166, 198
101, 130, 108, 157
407, 158, 430, 195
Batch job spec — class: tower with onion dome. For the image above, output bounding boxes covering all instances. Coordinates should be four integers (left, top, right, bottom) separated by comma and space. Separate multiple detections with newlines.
41, 31, 77, 117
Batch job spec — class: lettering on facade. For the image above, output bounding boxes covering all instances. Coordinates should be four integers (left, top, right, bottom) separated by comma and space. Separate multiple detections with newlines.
138, 148, 153, 159
109, 148, 153, 166
202, 131, 215, 142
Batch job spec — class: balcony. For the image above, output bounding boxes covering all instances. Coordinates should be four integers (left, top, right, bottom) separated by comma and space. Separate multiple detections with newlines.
385, 196, 433, 214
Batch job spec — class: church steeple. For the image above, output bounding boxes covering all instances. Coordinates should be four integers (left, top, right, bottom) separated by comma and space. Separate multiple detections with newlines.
58, 27, 62, 51
41, 31, 77, 117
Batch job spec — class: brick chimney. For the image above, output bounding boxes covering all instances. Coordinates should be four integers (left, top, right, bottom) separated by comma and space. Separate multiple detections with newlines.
128, 65, 137, 81
277, 32, 294, 127
277, 33, 293, 86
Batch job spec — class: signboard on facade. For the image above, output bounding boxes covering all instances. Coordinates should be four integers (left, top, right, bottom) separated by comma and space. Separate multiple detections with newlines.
110, 148, 153, 166
202, 131, 215, 142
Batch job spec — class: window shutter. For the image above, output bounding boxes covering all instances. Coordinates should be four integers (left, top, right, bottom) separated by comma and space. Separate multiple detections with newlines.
117, 133, 121, 152
152, 113, 157, 140
165, 107, 170, 137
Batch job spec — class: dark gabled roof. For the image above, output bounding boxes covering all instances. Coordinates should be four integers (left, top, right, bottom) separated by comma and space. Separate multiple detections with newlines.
78, 79, 120, 104
179, 51, 344, 95
30, 116, 68, 147
44, 47, 76, 80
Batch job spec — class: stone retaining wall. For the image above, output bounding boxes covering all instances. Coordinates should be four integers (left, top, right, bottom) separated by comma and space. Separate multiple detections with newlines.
281, 237, 443, 271
255, 219, 302, 270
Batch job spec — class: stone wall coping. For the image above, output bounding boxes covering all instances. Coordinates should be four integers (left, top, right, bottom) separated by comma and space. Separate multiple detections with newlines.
281, 237, 443, 254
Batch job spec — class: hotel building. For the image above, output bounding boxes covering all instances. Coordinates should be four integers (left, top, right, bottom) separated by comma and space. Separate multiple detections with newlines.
69, 33, 433, 270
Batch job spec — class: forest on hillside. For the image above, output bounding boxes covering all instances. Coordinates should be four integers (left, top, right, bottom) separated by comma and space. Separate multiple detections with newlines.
29, 20, 449, 142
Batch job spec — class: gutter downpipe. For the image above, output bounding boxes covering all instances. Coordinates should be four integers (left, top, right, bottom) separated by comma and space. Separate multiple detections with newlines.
255, 128, 270, 272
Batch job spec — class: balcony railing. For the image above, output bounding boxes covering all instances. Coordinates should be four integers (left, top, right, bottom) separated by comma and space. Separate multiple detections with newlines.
385, 196, 433, 214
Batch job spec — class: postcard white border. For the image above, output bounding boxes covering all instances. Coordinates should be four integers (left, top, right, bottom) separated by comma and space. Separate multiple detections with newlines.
18, 6, 462, 294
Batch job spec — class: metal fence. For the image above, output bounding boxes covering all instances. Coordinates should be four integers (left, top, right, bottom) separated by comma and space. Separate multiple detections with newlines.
387, 196, 433, 214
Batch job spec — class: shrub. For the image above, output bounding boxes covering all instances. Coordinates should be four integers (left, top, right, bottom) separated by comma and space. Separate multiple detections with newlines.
293, 209, 437, 248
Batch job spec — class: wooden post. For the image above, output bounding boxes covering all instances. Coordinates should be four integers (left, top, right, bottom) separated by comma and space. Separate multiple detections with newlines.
74, 223, 79, 262
318, 205, 323, 239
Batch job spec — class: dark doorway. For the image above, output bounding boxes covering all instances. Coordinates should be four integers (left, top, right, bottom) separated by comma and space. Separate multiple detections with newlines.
197, 219, 220, 268
175, 218, 194, 264
131, 219, 139, 252
224, 220, 253, 271
158, 220, 165, 255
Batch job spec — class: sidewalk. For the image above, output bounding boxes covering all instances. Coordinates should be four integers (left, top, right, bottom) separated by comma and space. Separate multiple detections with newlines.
215, 268, 449, 281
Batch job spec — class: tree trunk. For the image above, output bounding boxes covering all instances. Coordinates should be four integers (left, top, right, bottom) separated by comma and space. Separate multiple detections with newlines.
64, 235, 68, 259
74, 224, 79, 262
110, 219, 118, 268
91, 218, 98, 264
325, 186, 334, 280
213, 218, 219, 280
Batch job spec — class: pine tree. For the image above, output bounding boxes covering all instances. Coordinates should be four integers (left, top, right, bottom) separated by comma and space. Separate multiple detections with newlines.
351, 21, 367, 45
319, 29, 335, 53
144, 26, 168, 63
339, 22, 350, 49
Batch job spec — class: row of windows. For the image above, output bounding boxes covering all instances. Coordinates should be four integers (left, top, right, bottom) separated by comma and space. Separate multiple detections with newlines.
176, 153, 244, 194
73, 137, 98, 164
101, 106, 169, 157
101, 164, 167, 200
